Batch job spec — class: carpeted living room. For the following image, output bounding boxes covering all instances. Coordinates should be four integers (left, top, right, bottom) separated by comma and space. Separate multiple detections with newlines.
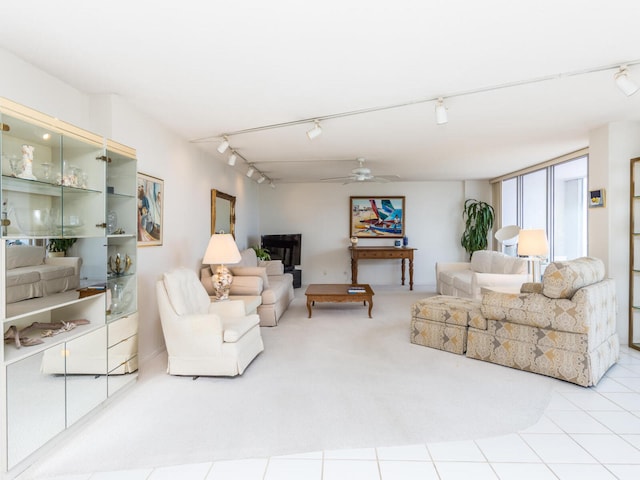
2, 2, 640, 480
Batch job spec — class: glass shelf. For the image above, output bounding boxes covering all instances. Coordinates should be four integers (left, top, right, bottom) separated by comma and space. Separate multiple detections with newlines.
1, 99, 138, 471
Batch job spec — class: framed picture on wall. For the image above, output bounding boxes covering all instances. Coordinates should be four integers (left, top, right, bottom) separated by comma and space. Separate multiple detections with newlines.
589, 188, 605, 208
137, 172, 164, 246
350, 196, 405, 238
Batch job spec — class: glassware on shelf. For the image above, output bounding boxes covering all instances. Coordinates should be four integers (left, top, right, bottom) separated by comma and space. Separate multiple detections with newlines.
14, 208, 52, 236
57, 164, 81, 186
79, 170, 88, 189
6, 155, 23, 177
40, 162, 52, 181
106, 210, 118, 234
109, 280, 133, 315
55, 214, 83, 234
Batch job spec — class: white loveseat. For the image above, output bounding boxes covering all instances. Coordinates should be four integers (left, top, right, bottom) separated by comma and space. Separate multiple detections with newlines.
6, 245, 81, 304
201, 248, 294, 327
436, 250, 528, 299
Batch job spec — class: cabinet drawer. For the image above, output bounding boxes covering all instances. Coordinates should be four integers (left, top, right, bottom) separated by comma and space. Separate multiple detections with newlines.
108, 334, 138, 372
108, 312, 138, 347
108, 353, 138, 375
358, 250, 407, 259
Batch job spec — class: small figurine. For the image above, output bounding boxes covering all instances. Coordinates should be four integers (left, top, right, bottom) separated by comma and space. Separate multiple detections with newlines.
17, 144, 37, 180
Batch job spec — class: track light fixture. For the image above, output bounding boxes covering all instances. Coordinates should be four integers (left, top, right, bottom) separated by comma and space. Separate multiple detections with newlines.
192, 58, 640, 146
270, 182, 276, 189
227, 151, 237, 166
614, 66, 639, 96
246, 166, 255, 178
257, 175, 266, 184
217, 136, 230, 153
306, 120, 322, 140
435, 98, 448, 125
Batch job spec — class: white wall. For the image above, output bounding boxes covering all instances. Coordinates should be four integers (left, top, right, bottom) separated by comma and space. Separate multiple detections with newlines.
257, 180, 469, 288
588, 121, 640, 345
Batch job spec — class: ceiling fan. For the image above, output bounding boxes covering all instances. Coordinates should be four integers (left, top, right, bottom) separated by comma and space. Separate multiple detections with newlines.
321, 158, 400, 184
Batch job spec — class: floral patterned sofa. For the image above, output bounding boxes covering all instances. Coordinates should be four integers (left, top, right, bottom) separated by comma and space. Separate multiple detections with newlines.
412, 257, 619, 387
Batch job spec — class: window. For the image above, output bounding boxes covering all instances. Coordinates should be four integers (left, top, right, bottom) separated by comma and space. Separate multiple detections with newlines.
522, 169, 547, 230
552, 158, 588, 261
499, 155, 587, 261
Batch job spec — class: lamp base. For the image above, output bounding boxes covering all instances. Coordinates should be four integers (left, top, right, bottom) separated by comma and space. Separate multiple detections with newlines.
212, 264, 233, 300
528, 257, 542, 283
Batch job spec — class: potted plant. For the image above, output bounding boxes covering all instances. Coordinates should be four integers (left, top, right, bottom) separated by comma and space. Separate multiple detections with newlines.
47, 238, 77, 257
460, 199, 494, 260
251, 245, 271, 261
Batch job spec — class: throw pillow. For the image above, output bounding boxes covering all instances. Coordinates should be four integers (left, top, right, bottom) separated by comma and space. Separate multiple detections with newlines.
542, 257, 605, 299
228, 266, 270, 289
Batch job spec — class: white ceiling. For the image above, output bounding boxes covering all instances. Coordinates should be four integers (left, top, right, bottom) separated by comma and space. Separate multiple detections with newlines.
1, 0, 640, 184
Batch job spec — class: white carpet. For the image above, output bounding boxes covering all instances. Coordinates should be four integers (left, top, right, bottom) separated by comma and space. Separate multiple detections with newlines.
22, 285, 558, 478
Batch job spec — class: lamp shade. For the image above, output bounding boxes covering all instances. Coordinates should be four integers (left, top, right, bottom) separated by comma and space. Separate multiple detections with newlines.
495, 225, 521, 246
517, 229, 549, 257
203, 233, 241, 265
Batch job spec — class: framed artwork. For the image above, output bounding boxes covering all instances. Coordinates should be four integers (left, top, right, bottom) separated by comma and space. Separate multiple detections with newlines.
350, 196, 405, 238
589, 188, 605, 208
137, 172, 163, 246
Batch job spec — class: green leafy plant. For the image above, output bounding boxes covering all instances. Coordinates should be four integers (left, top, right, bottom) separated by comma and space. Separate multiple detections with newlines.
47, 238, 77, 254
460, 199, 495, 260
252, 245, 271, 261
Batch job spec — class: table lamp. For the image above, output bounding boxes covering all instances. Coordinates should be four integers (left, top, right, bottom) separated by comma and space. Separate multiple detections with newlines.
517, 229, 549, 282
203, 233, 241, 300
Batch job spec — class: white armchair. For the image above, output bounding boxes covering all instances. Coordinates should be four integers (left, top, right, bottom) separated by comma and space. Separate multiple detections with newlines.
156, 268, 264, 376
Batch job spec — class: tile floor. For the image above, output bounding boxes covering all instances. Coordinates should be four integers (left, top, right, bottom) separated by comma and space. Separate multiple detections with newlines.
35, 346, 640, 480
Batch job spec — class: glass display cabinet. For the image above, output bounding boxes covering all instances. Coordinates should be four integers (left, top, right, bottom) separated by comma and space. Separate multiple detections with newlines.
630, 157, 640, 352
0, 98, 138, 472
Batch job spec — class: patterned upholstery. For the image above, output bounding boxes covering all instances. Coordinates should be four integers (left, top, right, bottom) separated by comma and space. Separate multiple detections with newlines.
466, 257, 618, 387
412, 257, 619, 387
541, 257, 605, 299
410, 296, 482, 354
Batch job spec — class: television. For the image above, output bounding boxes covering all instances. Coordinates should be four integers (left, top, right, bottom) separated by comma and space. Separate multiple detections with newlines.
261, 233, 301, 269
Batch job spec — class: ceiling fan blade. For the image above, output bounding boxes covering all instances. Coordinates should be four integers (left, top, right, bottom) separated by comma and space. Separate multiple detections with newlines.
322, 159, 400, 184
321, 176, 353, 181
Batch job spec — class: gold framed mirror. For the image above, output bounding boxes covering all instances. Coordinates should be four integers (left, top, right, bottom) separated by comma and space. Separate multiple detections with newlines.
211, 189, 236, 236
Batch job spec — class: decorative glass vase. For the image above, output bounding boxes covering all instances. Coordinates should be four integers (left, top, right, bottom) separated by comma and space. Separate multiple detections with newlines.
106, 210, 117, 234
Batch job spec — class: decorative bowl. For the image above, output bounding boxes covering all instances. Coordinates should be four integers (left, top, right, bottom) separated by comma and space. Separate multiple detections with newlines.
14, 208, 52, 236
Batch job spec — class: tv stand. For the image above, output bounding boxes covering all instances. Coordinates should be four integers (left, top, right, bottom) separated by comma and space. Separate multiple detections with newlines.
284, 265, 302, 288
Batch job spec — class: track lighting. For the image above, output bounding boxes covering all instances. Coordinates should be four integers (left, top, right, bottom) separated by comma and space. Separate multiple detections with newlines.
227, 151, 237, 166
306, 120, 322, 140
246, 166, 255, 178
257, 175, 266, 184
217, 136, 230, 153
435, 98, 448, 125
614, 66, 639, 96
270, 182, 276, 189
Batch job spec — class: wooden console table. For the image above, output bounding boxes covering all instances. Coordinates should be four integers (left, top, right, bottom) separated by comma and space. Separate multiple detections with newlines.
349, 246, 417, 290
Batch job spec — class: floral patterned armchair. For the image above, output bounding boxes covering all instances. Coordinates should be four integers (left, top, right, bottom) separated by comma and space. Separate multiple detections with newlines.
466, 257, 619, 386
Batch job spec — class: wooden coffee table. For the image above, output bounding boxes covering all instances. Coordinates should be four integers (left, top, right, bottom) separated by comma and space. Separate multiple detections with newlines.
305, 284, 374, 318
